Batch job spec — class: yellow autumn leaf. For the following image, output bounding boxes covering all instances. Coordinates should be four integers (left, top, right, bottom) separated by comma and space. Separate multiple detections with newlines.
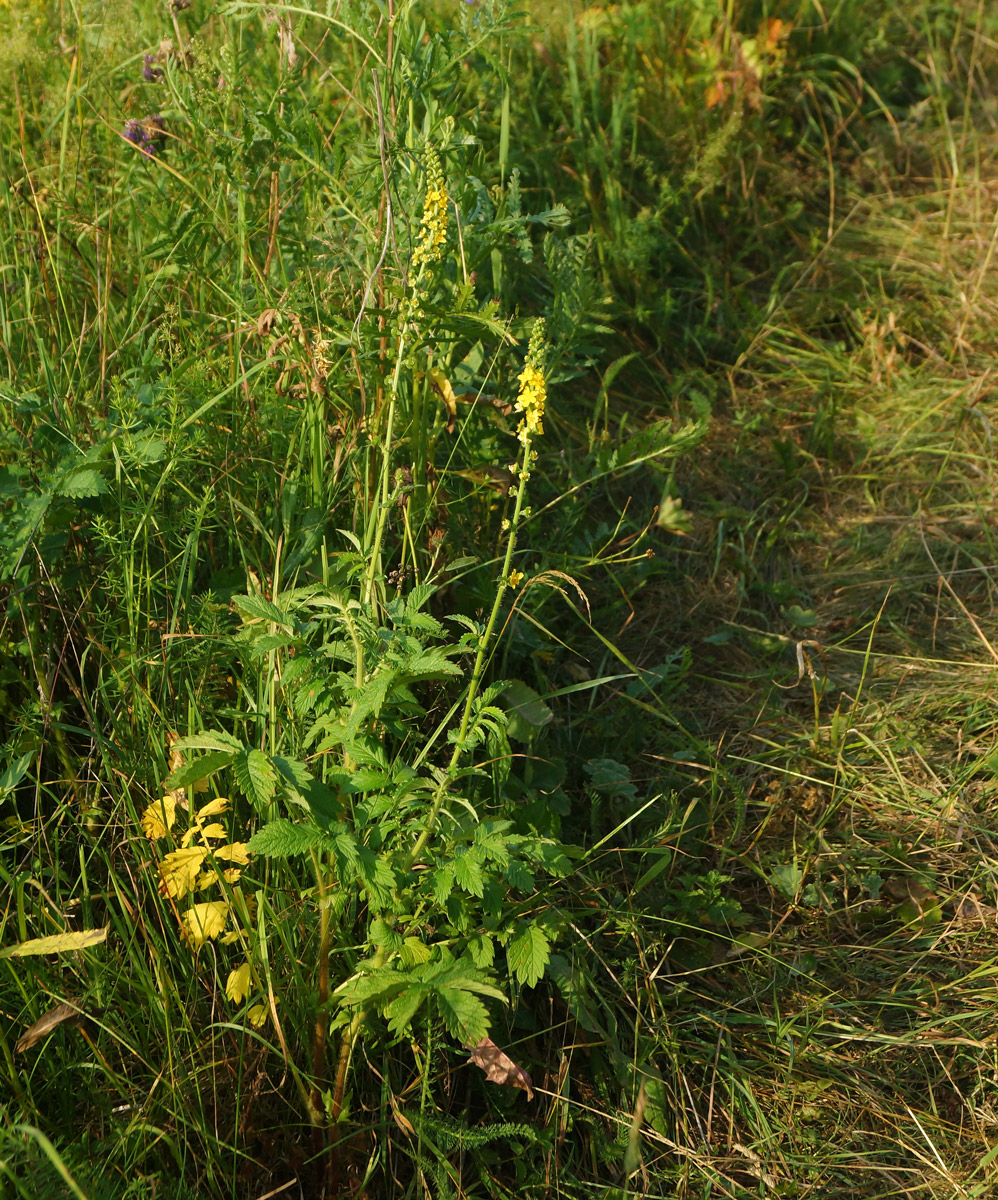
159, 847, 208, 899
246, 1003, 268, 1028
140, 795, 177, 840
180, 901, 230, 948
195, 867, 242, 890
195, 797, 230, 820
0, 928, 109, 960
168, 735, 183, 774
216, 842, 251, 865
181, 822, 228, 848
226, 961, 252, 1004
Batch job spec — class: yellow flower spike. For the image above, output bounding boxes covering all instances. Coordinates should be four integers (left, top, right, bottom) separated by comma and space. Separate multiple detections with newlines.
508, 569, 524, 589
411, 145, 448, 269
226, 961, 253, 1004
514, 321, 548, 445
180, 900, 230, 948
140, 795, 177, 840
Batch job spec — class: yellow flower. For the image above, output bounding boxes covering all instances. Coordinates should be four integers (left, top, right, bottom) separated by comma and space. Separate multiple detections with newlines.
508, 569, 524, 588
411, 146, 448, 269
514, 321, 547, 444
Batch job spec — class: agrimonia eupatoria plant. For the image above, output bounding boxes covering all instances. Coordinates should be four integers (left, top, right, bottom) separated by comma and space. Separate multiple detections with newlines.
139, 318, 567, 1136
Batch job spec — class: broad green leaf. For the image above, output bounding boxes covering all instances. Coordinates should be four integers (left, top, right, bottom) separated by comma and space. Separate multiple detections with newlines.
547, 954, 606, 1036
165, 750, 234, 791
0, 751, 35, 801
507, 924, 550, 988
234, 748, 277, 809
502, 680, 553, 742
1, 927, 108, 959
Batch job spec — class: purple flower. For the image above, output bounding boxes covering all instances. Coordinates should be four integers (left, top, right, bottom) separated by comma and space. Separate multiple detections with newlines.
123, 115, 165, 158
142, 54, 163, 82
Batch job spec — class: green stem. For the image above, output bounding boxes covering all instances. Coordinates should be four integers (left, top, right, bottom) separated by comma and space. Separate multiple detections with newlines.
403, 434, 533, 874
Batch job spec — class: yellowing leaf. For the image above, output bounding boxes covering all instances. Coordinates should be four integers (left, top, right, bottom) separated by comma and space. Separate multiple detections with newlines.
180, 901, 230, 948
226, 962, 252, 1004
195, 797, 230, 820
246, 1003, 268, 1028
159, 847, 208, 899
140, 795, 177, 840
429, 368, 458, 418
216, 842, 251, 864
181, 822, 228, 848
197, 867, 242, 889
168, 735, 183, 774
0, 928, 109, 959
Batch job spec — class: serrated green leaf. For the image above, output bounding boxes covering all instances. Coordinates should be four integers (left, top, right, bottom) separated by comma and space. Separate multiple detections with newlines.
356, 848, 396, 909
55, 467, 107, 498
400, 937, 432, 968
507, 924, 550, 988
370, 918, 403, 953
1, 492, 51, 578
232, 594, 292, 628
433, 864, 455, 905
247, 819, 328, 858
234, 748, 277, 809
468, 934, 495, 969
454, 850, 485, 897
436, 987, 489, 1045
385, 985, 427, 1035
164, 750, 235, 791
404, 647, 463, 678
173, 730, 244, 754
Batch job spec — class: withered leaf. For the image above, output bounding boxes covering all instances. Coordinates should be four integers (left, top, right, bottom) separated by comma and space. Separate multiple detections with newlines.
15, 1001, 79, 1054
467, 1036, 534, 1101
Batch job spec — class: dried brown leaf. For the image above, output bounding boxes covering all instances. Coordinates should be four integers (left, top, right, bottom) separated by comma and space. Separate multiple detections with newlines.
467, 1037, 534, 1100
15, 1001, 79, 1054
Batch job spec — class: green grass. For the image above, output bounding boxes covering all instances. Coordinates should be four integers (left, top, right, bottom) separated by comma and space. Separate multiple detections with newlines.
4, 0, 998, 1197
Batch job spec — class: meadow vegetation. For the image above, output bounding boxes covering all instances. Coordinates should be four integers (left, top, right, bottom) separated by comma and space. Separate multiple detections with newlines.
3, 0, 998, 1197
